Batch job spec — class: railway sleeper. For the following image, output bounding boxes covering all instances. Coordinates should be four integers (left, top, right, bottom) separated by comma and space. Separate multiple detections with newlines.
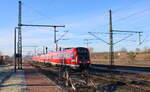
76, 86, 96, 92
98, 81, 126, 92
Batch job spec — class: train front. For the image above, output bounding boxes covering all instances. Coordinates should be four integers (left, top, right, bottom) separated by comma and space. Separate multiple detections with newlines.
76, 47, 90, 70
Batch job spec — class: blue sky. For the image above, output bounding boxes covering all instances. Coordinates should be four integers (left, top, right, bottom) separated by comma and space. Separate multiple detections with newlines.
0, 0, 150, 56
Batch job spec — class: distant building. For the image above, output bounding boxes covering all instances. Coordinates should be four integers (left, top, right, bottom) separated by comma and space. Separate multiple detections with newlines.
0, 55, 9, 64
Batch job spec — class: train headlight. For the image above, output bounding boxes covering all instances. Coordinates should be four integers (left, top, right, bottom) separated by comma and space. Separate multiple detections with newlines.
71, 59, 76, 62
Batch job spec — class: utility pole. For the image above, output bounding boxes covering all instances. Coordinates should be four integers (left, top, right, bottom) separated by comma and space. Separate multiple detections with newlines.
109, 10, 114, 67
89, 10, 143, 68
84, 39, 93, 48
17, 1, 22, 70
43, 46, 45, 54
108, 10, 143, 67
14, 27, 18, 72
34, 47, 37, 55
46, 46, 48, 54
54, 26, 58, 51
15, 1, 65, 68
84, 39, 90, 48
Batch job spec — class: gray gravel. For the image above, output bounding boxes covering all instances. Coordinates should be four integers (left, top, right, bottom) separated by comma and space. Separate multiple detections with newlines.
0, 65, 26, 92
0, 65, 13, 83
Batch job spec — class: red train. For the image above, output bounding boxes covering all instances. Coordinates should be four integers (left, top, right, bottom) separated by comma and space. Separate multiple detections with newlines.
32, 47, 90, 70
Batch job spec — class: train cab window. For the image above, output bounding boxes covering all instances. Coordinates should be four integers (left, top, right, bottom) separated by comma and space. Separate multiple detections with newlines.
76, 48, 90, 60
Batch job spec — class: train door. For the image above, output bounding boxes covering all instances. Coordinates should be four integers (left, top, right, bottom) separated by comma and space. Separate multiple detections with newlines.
61, 53, 65, 66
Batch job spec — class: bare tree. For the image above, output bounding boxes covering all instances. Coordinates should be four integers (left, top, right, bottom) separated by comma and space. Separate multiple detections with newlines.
120, 47, 127, 53
127, 52, 136, 64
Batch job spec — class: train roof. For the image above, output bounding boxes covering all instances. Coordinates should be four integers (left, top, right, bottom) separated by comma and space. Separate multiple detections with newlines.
32, 47, 88, 57
63, 47, 87, 50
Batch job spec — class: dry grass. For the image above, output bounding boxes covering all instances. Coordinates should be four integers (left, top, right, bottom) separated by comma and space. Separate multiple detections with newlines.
91, 52, 150, 67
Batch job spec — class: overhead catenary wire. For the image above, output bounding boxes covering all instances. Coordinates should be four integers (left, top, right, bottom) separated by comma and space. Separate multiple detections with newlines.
23, 2, 57, 23
97, 7, 150, 31
113, 7, 150, 24
91, 32, 134, 35
88, 32, 110, 45
114, 9, 150, 27
139, 34, 149, 45
24, 0, 148, 31
136, 22, 150, 29
113, 0, 141, 13
113, 34, 133, 45
19, 0, 149, 52
56, 31, 68, 42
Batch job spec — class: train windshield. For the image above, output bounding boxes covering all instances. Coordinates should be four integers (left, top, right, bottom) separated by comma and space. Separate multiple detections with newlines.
76, 48, 90, 60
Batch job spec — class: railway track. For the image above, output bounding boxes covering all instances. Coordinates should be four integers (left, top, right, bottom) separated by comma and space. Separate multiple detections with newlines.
91, 64, 150, 74
31, 62, 96, 92
30, 62, 150, 92
90, 73, 150, 92
89, 65, 150, 92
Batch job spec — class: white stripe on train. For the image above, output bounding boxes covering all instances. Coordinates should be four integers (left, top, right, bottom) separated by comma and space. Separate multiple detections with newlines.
34, 61, 79, 67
